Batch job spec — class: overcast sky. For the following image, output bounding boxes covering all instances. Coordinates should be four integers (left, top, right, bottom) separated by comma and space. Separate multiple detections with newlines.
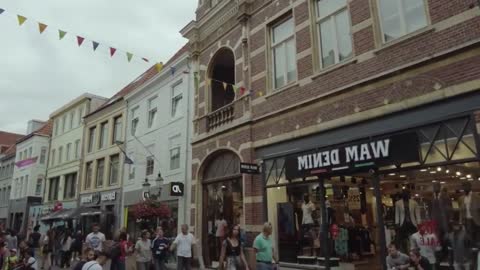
0, 0, 196, 134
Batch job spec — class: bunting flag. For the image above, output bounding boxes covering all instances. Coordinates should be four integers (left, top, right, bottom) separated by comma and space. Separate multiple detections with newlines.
77, 36, 85, 46
92, 41, 99, 51
223, 82, 228, 91
17, 15, 27, 26
2, 7, 158, 64
155, 62, 164, 73
38, 23, 47, 34
58, 30, 67, 40
239, 87, 246, 96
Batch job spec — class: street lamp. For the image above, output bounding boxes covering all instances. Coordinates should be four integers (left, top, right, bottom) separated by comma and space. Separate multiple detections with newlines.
142, 172, 164, 200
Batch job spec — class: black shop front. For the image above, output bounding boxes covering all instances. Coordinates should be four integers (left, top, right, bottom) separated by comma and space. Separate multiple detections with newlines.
257, 93, 480, 270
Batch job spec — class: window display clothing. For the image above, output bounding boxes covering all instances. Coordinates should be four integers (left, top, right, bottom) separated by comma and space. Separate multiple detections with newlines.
216, 219, 228, 238
459, 192, 480, 244
301, 202, 315, 225
446, 228, 472, 268
334, 227, 349, 256
395, 199, 422, 227
409, 232, 440, 264
430, 193, 451, 238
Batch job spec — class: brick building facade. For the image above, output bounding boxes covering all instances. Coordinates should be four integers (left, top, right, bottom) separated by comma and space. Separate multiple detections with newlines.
182, 0, 480, 268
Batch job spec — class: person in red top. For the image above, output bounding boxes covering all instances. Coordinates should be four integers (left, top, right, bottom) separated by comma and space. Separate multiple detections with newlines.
110, 232, 128, 270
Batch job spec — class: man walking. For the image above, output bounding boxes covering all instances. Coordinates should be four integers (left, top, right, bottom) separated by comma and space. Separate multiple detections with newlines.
85, 224, 106, 252
170, 224, 196, 270
253, 223, 278, 270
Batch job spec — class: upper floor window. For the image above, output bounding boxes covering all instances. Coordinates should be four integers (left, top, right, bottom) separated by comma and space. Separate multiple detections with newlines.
148, 97, 158, 128
28, 147, 32, 158
39, 147, 47, 164
128, 152, 135, 180
85, 162, 93, 190
19, 152, 23, 162
88, 127, 96, 153
96, 158, 105, 187
209, 48, 235, 111
69, 111, 75, 129
131, 107, 139, 136
74, 139, 81, 159
58, 146, 63, 164
99, 121, 109, 149
62, 115, 67, 133
63, 173, 76, 199
48, 177, 59, 201
109, 154, 120, 185
378, 0, 428, 43
35, 177, 42, 196
66, 143, 72, 162
54, 119, 59, 136
51, 149, 56, 166
316, 0, 352, 68
171, 84, 183, 118
113, 116, 123, 144
146, 156, 154, 176
23, 149, 27, 160
169, 136, 181, 170
271, 17, 296, 89
78, 107, 84, 126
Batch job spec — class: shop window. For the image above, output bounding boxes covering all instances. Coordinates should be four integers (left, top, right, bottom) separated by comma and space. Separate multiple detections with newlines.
208, 48, 235, 112
378, 0, 428, 43
271, 17, 296, 89
96, 159, 105, 188
64, 173, 77, 199
109, 154, 119, 185
316, 0, 352, 68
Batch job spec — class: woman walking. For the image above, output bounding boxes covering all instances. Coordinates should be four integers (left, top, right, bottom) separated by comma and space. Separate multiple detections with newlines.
135, 230, 152, 270
219, 225, 249, 270
60, 230, 72, 269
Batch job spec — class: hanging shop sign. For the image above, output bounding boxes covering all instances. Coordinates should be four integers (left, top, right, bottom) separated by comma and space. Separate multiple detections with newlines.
170, 182, 184, 196
240, 162, 260, 174
347, 189, 361, 210
285, 132, 420, 179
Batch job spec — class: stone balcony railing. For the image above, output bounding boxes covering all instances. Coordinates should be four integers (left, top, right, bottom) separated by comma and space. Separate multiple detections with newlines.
207, 103, 235, 131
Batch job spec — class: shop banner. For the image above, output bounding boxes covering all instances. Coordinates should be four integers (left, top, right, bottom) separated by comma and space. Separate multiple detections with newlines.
15, 157, 38, 168
285, 132, 419, 179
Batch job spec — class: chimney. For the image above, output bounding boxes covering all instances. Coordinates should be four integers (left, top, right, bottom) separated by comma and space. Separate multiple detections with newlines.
27, 120, 46, 134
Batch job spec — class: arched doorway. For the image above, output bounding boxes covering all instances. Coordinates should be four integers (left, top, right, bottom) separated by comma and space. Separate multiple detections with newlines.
201, 150, 242, 267
209, 48, 235, 112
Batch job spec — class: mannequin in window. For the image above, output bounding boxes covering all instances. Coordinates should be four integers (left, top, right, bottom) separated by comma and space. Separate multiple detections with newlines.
430, 183, 451, 239
395, 190, 420, 251
302, 195, 315, 227
445, 220, 472, 270
459, 182, 480, 244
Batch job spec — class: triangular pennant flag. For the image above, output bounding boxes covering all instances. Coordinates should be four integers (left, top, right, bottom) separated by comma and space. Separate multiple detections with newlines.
142, 58, 149, 62
58, 30, 67, 40
38, 23, 47, 34
77, 36, 85, 46
239, 87, 246, 96
155, 62, 164, 73
17, 15, 27, 26
126, 52, 133, 62
206, 79, 211, 87
0, 8, 5, 15
223, 82, 228, 91
92, 41, 99, 51
110, 47, 117, 57
232, 85, 238, 93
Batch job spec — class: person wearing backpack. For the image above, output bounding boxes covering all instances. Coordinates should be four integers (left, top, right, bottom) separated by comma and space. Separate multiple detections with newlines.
81, 251, 108, 270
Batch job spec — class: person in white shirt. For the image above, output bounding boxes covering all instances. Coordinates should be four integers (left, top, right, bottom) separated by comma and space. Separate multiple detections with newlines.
170, 224, 196, 270
85, 224, 106, 252
82, 251, 108, 270
24, 249, 38, 270
410, 224, 440, 266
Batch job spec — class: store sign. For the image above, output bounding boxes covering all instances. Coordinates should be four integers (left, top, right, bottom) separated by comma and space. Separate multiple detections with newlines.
285, 132, 419, 179
80, 195, 93, 204
240, 163, 260, 174
101, 191, 117, 202
170, 182, 184, 196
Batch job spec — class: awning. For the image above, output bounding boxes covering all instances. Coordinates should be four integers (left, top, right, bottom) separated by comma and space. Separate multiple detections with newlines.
41, 208, 74, 222
74, 207, 112, 217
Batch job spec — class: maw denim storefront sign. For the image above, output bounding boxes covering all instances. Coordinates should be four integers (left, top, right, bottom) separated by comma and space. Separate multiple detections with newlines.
285, 132, 420, 179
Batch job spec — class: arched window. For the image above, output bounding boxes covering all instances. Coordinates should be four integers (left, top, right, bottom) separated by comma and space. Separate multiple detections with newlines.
208, 48, 235, 111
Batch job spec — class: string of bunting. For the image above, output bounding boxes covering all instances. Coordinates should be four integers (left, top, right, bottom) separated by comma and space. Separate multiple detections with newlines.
0, 7, 164, 73
202, 76, 265, 98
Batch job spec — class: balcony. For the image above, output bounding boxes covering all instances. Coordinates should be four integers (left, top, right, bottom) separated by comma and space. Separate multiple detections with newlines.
207, 103, 234, 131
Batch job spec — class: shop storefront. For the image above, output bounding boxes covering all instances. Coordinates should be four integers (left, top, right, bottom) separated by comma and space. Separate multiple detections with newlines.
257, 94, 480, 270
123, 183, 182, 239
79, 189, 122, 239
8, 197, 41, 234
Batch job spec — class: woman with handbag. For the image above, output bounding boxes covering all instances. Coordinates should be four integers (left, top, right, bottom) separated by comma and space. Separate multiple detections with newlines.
218, 225, 249, 270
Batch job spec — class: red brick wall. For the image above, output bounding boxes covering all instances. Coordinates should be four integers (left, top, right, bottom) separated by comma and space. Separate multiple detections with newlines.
428, 0, 478, 23
350, 0, 371, 25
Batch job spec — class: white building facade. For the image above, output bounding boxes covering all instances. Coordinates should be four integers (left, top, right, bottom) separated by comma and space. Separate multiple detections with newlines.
44, 94, 107, 217
122, 48, 193, 237
9, 120, 52, 233
0, 146, 16, 225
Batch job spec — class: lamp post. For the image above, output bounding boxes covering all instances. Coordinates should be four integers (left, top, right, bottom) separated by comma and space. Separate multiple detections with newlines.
142, 172, 164, 201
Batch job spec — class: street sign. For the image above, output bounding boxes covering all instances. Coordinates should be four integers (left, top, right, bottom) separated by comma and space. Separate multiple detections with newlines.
240, 162, 260, 174
170, 182, 184, 196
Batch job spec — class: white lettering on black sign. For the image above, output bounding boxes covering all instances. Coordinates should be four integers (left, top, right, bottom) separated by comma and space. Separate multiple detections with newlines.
81, 195, 93, 204
101, 192, 116, 201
